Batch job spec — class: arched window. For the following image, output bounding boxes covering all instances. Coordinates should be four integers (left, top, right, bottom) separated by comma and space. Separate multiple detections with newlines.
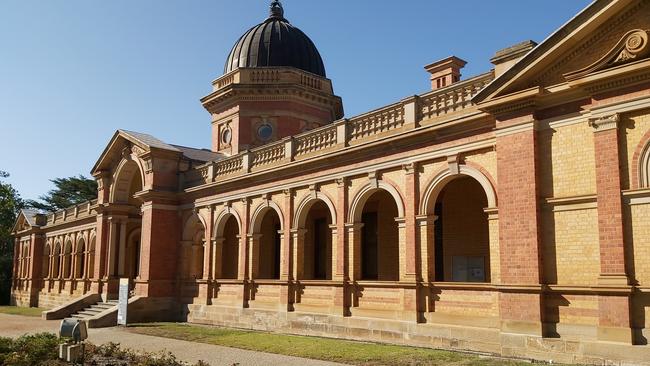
63, 241, 73, 279
641, 140, 650, 188
52, 243, 61, 278
42, 243, 51, 279
87, 237, 96, 279
75, 239, 86, 279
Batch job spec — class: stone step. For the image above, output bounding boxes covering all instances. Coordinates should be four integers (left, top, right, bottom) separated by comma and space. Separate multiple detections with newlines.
76, 310, 102, 317
90, 304, 115, 311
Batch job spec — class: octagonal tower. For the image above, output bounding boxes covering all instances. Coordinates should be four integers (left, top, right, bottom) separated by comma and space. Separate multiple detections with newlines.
202, 1, 344, 154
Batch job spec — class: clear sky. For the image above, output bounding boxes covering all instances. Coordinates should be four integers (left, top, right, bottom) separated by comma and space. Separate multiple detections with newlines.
0, 0, 591, 201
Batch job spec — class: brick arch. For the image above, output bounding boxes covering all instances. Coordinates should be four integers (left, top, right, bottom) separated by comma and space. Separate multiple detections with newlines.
348, 180, 405, 223
182, 212, 208, 241
294, 191, 337, 229
249, 199, 284, 234
420, 164, 497, 215
109, 158, 145, 204
213, 206, 243, 239
632, 128, 650, 189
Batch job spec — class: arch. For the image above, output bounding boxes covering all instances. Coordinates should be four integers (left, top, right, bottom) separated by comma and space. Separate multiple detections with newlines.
63, 240, 73, 279
42, 242, 51, 279
213, 206, 243, 239
75, 237, 86, 279
420, 165, 497, 215
293, 191, 337, 229
87, 234, 96, 279
109, 157, 146, 204
349, 180, 405, 223
639, 139, 650, 188
52, 241, 62, 278
126, 229, 142, 279
182, 212, 208, 241
250, 200, 284, 234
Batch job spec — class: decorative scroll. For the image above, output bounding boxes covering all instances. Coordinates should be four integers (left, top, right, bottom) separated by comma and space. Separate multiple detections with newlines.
564, 29, 650, 81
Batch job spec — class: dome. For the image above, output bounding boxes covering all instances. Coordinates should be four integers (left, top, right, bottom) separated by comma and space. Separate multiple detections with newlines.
224, 1, 326, 77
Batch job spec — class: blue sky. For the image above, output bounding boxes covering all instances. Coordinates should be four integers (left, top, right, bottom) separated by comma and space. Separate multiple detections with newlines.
0, 0, 591, 201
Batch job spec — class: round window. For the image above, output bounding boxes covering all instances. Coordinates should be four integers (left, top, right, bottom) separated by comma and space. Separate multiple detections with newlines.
257, 123, 273, 141
221, 127, 232, 145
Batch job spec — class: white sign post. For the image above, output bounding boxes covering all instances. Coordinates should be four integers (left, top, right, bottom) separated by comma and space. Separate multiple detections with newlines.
117, 278, 129, 326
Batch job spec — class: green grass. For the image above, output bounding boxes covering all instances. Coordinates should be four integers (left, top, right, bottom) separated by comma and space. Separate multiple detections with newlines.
128, 323, 539, 366
0, 306, 45, 317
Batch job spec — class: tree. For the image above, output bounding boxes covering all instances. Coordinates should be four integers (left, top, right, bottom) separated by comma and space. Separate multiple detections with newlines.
25, 175, 98, 212
0, 171, 23, 305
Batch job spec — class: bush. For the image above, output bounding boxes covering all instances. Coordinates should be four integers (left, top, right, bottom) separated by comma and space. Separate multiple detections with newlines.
0, 333, 63, 366
0, 334, 210, 366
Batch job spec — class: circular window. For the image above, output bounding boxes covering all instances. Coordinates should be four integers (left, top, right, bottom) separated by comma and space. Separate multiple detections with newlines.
257, 123, 273, 141
221, 127, 232, 145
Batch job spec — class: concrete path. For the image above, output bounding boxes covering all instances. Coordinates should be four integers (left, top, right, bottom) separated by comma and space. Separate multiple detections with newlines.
0, 314, 346, 366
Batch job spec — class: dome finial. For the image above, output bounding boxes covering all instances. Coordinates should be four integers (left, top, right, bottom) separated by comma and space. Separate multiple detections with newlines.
269, 0, 284, 19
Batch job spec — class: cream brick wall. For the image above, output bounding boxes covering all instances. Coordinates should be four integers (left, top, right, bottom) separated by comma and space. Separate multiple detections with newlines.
464, 149, 498, 187
629, 203, 650, 286
418, 159, 447, 206
538, 122, 597, 198
542, 208, 600, 285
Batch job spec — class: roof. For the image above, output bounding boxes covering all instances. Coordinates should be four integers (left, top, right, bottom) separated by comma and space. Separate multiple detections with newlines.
171, 145, 224, 163
119, 130, 181, 152
224, 1, 326, 77
20, 209, 42, 227
473, 0, 621, 104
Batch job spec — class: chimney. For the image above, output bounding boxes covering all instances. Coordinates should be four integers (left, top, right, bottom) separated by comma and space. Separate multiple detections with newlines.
491, 40, 537, 77
424, 56, 467, 91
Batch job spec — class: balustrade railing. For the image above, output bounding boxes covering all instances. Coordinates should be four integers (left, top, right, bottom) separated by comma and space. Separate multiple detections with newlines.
186, 71, 494, 189
348, 102, 405, 142
295, 124, 337, 157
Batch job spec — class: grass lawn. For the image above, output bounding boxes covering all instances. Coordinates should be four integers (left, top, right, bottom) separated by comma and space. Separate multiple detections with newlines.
128, 323, 547, 366
0, 306, 45, 317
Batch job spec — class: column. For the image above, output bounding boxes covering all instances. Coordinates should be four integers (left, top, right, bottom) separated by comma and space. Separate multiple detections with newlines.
106, 219, 118, 278
403, 163, 418, 281
280, 190, 293, 281
495, 111, 544, 336
335, 178, 347, 281
291, 229, 307, 280
590, 113, 632, 343
346, 223, 363, 281
213, 237, 225, 279
117, 221, 127, 276
248, 234, 261, 280
203, 208, 215, 281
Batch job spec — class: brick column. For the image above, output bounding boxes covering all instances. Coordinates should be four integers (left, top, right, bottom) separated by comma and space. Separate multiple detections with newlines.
12, 237, 19, 290
280, 190, 293, 281
138, 199, 180, 297
93, 213, 109, 293
239, 198, 250, 281
403, 163, 418, 280
589, 113, 632, 343
203, 208, 215, 281
495, 113, 544, 336
335, 178, 349, 316
291, 229, 306, 280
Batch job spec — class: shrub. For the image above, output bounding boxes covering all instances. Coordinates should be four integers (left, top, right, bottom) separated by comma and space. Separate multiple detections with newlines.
0, 333, 62, 366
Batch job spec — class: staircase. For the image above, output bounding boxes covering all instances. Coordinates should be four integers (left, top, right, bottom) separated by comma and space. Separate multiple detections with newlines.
70, 300, 118, 321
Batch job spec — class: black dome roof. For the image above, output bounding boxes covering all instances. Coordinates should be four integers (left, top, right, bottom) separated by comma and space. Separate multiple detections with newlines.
224, 1, 326, 77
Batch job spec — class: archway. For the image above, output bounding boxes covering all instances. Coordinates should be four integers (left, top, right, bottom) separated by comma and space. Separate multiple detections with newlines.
62, 241, 73, 279
87, 236, 96, 279
108, 158, 144, 283
125, 229, 141, 279
52, 242, 61, 278
217, 215, 240, 279
251, 205, 283, 280
359, 190, 400, 281
294, 196, 336, 280
75, 238, 86, 279
42, 243, 50, 279
432, 176, 490, 282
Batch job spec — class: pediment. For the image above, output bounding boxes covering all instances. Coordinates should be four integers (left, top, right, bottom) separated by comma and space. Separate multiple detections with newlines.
475, 0, 650, 104
12, 209, 44, 234
91, 130, 181, 175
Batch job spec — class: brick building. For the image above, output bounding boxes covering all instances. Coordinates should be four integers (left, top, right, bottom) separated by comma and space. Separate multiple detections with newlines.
10, 0, 650, 363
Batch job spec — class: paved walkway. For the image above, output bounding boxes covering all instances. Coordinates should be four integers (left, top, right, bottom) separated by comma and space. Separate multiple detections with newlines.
0, 314, 346, 366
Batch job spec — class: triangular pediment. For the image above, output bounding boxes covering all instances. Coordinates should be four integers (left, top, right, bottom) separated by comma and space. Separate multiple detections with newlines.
12, 209, 44, 234
91, 130, 181, 175
475, 0, 650, 104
